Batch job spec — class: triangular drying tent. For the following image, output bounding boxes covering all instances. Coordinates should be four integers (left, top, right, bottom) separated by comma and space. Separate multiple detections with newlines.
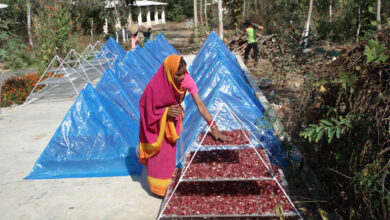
26, 34, 177, 179
102, 37, 127, 60
25, 84, 142, 179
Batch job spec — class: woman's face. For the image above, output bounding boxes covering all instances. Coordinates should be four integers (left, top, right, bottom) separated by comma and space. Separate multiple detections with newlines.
173, 64, 187, 87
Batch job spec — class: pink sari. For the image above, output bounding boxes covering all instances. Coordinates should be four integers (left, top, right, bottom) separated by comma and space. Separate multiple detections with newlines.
131, 34, 139, 51
138, 55, 185, 196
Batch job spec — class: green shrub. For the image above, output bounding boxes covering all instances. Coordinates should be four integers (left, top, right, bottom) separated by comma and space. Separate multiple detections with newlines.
34, 2, 75, 71
0, 4, 33, 69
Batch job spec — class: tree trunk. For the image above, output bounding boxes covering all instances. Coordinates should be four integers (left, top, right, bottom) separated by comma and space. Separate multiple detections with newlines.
91, 19, 94, 41
122, 27, 126, 43
193, 0, 198, 27
377, 0, 381, 30
356, 5, 361, 42
33, 17, 39, 36
243, 0, 246, 20
103, 18, 108, 35
27, 0, 33, 50
199, 0, 203, 25
204, 0, 208, 27
255, 0, 259, 14
266, 0, 271, 34
218, 0, 223, 39
301, 0, 313, 47
126, 9, 132, 42
329, 0, 332, 23
114, 5, 121, 42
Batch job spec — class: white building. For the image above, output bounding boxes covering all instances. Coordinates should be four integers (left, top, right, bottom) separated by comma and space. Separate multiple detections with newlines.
105, 0, 167, 27
105, 0, 168, 42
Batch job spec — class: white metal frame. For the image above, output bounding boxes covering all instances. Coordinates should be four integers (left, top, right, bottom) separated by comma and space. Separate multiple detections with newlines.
24, 41, 118, 105
157, 103, 303, 219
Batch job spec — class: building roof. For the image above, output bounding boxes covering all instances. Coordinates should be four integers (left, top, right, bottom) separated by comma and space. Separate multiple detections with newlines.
105, 0, 167, 8
0, 4, 8, 9
133, 0, 167, 6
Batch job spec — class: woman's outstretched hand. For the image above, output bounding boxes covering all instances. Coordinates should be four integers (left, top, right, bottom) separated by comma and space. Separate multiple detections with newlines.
211, 126, 232, 142
167, 104, 182, 118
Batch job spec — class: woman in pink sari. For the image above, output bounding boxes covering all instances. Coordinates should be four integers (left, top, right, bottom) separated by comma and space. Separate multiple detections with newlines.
138, 54, 230, 196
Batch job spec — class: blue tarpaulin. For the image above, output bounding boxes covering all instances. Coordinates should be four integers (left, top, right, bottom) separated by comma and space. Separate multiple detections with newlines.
178, 31, 285, 166
25, 84, 141, 179
102, 37, 127, 60
26, 31, 289, 179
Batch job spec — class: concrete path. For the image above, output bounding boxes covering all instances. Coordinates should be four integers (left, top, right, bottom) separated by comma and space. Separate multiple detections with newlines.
0, 98, 162, 220
0, 55, 197, 220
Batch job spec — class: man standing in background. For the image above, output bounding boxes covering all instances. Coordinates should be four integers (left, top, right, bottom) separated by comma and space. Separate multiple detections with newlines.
243, 20, 263, 66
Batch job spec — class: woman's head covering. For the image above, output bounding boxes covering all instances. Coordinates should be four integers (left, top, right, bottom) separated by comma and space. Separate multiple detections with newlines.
164, 54, 183, 92
129, 23, 139, 35
165, 54, 181, 79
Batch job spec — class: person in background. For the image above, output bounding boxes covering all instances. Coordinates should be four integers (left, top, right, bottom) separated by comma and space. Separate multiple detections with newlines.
138, 54, 231, 197
129, 23, 139, 51
143, 24, 152, 43
243, 20, 263, 65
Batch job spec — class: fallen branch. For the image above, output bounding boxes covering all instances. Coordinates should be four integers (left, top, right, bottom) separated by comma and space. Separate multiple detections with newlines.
293, 200, 328, 204
259, 34, 276, 45
381, 160, 390, 219
378, 147, 390, 157
327, 167, 352, 180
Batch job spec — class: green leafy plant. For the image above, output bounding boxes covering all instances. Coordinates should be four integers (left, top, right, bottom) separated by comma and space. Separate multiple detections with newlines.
34, 2, 75, 71
300, 115, 358, 144
353, 159, 390, 219
0, 4, 32, 69
0, 22, 30, 69
364, 39, 389, 64
332, 71, 356, 93
163, 0, 193, 22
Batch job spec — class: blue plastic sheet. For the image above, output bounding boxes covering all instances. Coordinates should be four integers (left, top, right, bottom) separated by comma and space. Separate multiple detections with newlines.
102, 37, 127, 60
179, 33, 285, 165
25, 84, 142, 179
95, 68, 139, 122
26, 32, 292, 179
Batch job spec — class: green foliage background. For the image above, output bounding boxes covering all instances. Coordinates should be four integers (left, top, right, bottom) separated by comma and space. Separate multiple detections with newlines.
160, 0, 194, 22
33, 2, 75, 71
0, 0, 32, 69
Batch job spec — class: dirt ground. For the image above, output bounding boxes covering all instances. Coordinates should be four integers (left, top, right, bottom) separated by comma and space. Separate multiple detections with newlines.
0, 98, 163, 220
245, 58, 304, 124
241, 57, 324, 219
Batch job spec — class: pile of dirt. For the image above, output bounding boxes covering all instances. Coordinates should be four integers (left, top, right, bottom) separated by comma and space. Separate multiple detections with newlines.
298, 26, 389, 133
227, 33, 305, 108
288, 26, 390, 219
227, 24, 389, 219
227, 34, 284, 58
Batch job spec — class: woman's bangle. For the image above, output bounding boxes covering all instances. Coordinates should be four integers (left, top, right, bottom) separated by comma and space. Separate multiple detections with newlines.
207, 120, 217, 130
